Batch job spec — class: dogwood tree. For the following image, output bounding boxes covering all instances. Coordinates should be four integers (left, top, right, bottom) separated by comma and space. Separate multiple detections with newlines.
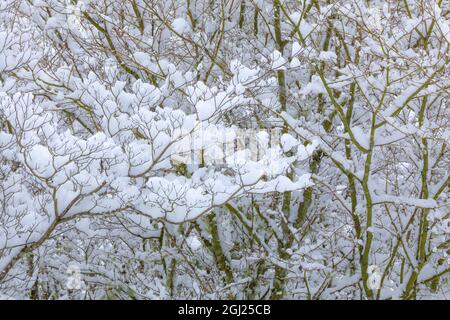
0, 0, 448, 300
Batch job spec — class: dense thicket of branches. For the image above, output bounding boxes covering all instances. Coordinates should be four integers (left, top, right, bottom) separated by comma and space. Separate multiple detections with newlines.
0, 0, 449, 299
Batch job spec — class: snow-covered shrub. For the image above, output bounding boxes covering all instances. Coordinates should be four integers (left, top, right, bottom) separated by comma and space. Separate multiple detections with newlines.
0, 0, 448, 300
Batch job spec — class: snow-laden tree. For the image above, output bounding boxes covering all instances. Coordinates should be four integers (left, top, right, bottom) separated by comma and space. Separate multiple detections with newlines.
0, 0, 448, 300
